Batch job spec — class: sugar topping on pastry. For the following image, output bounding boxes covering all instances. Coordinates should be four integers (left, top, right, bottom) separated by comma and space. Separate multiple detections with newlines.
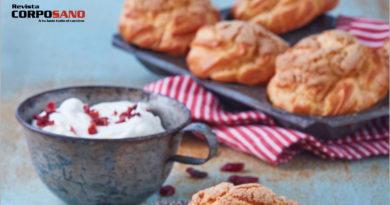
232, 0, 339, 34
118, 0, 220, 56
190, 182, 299, 205
267, 30, 389, 116
187, 20, 289, 85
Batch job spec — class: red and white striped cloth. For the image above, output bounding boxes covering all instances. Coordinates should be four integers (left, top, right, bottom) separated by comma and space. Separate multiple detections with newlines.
143, 16, 389, 165
337, 15, 389, 48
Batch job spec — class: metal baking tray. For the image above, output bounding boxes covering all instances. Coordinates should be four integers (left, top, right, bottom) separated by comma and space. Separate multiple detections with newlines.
112, 8, 389, 140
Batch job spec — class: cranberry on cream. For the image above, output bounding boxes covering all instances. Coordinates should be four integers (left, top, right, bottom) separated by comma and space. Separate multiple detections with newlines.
32, 98, 165, 139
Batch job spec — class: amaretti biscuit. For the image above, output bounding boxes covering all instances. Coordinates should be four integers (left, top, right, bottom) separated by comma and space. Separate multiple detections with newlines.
189, 182, 299, 205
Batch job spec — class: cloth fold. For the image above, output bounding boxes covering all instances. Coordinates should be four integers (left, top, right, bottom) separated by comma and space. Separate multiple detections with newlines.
144, 75, 389, 164
143, 15, 389, 165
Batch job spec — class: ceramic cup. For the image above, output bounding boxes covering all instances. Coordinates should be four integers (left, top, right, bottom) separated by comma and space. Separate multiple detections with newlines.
16, 86, 219, 205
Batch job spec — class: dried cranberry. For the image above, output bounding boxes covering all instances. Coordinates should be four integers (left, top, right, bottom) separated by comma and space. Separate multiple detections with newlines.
117, 105, 137, 117
46, 101, 56, 110
119, 112, 128, 120
88, 122, 97, 135
70, 125, 76, 134
83, 104, 101, 119
186, 168, 208, 178
126, 105, 137, 114
221, 163, 244, 172
113, 111, 117, 116
32, 101, 57, 129
146, 109, 152, 113
159, 185, 175, 196
115, 118, 126, 124
88, 110, 99, 119
228, 175, 258, 186
33, 113, 40, 120
115, 111, 140, 124
34, 114, 54, 128
83, 104, 90, 113
92, 117, 108, 126
45, 101, 56, 114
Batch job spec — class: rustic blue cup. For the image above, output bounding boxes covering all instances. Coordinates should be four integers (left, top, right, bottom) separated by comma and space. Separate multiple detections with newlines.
16, 86, 219, 205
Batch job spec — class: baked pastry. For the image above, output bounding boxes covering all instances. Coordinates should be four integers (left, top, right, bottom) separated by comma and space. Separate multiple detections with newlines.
267, 30, 389, 116
379, 38, 389, 68
186, 21, 289, 85
231, 0, 339, 34
189, 182, 299, 205
118, 0, 220, 56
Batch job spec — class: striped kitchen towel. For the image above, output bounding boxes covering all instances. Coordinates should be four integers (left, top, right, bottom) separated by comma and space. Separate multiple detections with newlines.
337, 15, 389, 48
143, 16, 389, 165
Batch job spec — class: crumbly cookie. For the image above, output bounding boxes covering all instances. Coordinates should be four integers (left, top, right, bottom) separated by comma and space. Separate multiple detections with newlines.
189, 182, 299, 205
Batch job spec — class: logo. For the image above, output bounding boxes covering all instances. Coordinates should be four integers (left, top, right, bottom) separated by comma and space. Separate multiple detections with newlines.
12, 4, 85, 22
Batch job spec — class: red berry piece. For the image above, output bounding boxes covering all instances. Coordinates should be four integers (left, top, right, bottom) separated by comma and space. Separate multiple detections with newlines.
119, 112, 128, 120
115, 107, 141, 124
186, 168, 208, 178
33, 113, 40, 120
45, 101, 56, 114
159, 185, 175, 196
33, 113, 54, 128
221, 162, 244, 172
118, 105, 137, 117
113, 110, 117, 116
92, 117, 108, 126
127, 105, 137, 114
115, 118, 126, 124
146, 109, 152, 113
83, 104, 90, 113
228, 175, 258, 186
88, 122, 97, 135
88, 109, 99, 119
46, 101, 56, 110
70, 125, 76, 134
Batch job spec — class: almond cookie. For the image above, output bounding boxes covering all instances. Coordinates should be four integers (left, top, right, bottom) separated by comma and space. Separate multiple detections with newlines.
189, 182, 299, 205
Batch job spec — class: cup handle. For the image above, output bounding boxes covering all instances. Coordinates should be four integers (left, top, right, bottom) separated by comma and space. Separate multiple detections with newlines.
168, 123, 219, 165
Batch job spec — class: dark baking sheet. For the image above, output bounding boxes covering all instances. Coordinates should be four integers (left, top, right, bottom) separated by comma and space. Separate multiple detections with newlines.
112, 8, 389, 139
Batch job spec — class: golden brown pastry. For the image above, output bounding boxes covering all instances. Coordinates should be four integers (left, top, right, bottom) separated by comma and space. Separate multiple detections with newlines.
186, 21, 289, 85
379, 38, 389, 68
118, 0, 220, 56
231, 0, 339, 34
267, 30, 389, 116
189, 182, 299, 205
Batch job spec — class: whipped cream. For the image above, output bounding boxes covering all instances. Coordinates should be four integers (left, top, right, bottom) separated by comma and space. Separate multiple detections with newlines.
32, 98, 166, 139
